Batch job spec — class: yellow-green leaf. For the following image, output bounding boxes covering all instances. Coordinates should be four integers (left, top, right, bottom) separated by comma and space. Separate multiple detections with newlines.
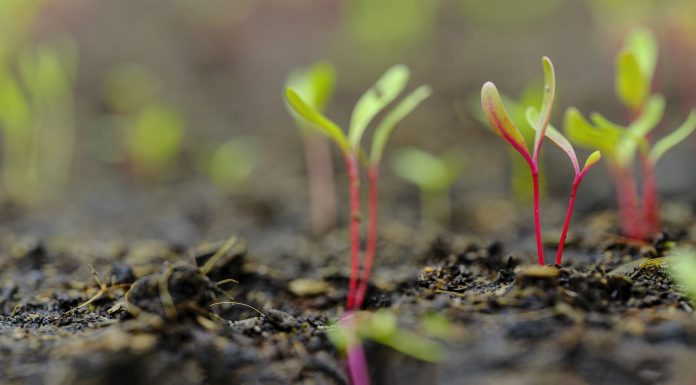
649, 110, 696, 164
285, 87, 349, 154
481, 82, 529, 157
616, 50, 648, 112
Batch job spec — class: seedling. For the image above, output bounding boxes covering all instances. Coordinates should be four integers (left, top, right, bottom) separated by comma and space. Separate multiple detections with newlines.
667, 247, 696, 304
481, 57, 601, 265
285, 64, 431, 310
565, 28, 696, 240
391, 147, 463, 226
201, 137, 257, 193
285, 62, 338, 235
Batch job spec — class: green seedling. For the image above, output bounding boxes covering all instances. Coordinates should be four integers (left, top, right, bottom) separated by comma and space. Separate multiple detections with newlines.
391, 147, 463, 226
0, 20, 77, 204
285, 64, 431, 310
285, 62, 338, 235
481, 57, 601, 265
201, 137, 257, 193
667, 247, 696, 304
565, 28, 696, 240
125, 103, 184, 178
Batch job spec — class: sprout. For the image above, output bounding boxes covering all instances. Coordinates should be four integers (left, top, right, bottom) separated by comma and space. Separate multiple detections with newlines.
285, 64, 431, 310
481, 57, 600, 265
565, 28, 696, 240
202, 137, 257, 193
285, 62, 338, 235
667, 247, 696, 304
126, 103, 185, 178
391, 147, 463, 226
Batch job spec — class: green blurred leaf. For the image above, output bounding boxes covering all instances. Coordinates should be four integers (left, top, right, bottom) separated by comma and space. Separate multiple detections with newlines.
285, 87, 349, 153
0, 69, 30, 133
349, 64, 409, 148
617, 95, 664, 165
206, 138, 256, 189
481, 82, 529, 156
391, 147, 458, 192
615, 50, 648, 111
370, 85, 431, 163
667, 248, 696, 302
626, 27, 658, 85
285, 61, 335, 112
649, 110, 696, 164
128, 104, 184, 175
564, 108, 621, 158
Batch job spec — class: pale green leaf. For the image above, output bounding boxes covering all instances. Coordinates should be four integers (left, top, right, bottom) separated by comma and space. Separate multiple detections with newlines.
527, 106, 579, 174
285, 61, 335, 111
391, 148, 453, 192
616, 50, 648, 111
626, 27, 658, 83
370, 84, 431, 163
532, 56, 556, 159
564, 108, 620, 158
617, 95, 664, 165
582, 150, 602, 173
285, 87, 349, 153
481, 82, 529, 156
649, 110, 696, 164
349, 64, 410, 148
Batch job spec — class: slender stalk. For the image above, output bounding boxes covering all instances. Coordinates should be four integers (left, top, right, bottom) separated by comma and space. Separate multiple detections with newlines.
640, 154, 660, 237
614, 166, 643, 240
345, 153, 361, 310
556, 175, 581, 265
354, 166, 379, 309
303, 133, 337, 235
531, 168, 545, 265
342, 312, 370, 385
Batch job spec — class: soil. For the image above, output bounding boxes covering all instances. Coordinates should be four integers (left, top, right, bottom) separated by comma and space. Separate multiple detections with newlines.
1, 187, 695, 385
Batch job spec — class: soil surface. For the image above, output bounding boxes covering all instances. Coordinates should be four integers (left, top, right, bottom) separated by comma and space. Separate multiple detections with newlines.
1, 196, 695, 385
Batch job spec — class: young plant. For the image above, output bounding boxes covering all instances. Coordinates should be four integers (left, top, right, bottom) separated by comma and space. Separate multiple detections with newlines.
564, 28, 696, 240
481, 57, 601, 265
391, 147, 463, 226
667, 247, 696, 304
285, 62, 338, 235
285, 64, 431, 310
201, 137, 257, 193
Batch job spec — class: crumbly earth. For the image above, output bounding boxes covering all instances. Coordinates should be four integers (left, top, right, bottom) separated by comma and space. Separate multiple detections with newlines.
0, 216, 695, 385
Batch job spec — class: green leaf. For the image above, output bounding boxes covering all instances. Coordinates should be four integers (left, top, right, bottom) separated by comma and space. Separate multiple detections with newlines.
285, 61, 335, 111
128, 104, 184, 175
391, 148, 454, 192
532, 56, 556, 159
349, 64, 410, 149
527, 106, 579, 174
285, 87, 349, 153
626, 27, 658, 84
667, 248, 696, 302
370, 84, 431, 163
582, 150, 602, 173
617, 95, 664, 166
481, 81, 529, 157
564, 108, 621, 158
615, 50, 648, 111
649, 110, 696, 164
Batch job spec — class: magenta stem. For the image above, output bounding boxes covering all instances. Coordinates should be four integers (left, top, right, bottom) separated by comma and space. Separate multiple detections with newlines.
345, 153, 361, 310
342, 312, 371, 385
532, 167, 545, 265
640, 154, 660, 237
354, 166, 378, 309
556, 175, 582, 265
614, 166, 643, 240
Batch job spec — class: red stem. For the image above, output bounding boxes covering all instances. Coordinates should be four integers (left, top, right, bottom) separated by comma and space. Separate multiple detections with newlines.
354, 166, 378, 309
532, 167, 545, 265
614, 166, 643, 240
640, 155, 660, 236
345, 153, 361, 310
556, 175, 581, 265
303, 134, 337, 235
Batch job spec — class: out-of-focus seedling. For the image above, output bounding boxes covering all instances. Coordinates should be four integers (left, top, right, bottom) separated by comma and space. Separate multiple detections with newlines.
0, 0, 77, 204
201, 137, 257, 193
285, 62, 338, 235
565, 28, 696, 240
103, 64, 186, 179
481, 57, 601, 265
667, 247, 696, 304
285, 64, 431, 310
391, 147, 463, 226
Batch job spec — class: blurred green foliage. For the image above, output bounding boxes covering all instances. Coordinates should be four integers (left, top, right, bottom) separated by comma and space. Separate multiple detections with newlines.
0, 0, 77, 203
667, 248, 696, 304
200, 137, 257, 193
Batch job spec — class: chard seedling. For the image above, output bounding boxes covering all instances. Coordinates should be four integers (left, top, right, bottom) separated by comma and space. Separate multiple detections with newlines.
481, 57, 601, 265
391, 147, 463, 226
285, 62, 338, 235
667, 248, 696, 304
565, 28, 696, 240
285, 65, 431, 310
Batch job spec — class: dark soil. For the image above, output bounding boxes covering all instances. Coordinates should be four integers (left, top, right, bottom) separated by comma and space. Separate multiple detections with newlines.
1, 204, 695, 385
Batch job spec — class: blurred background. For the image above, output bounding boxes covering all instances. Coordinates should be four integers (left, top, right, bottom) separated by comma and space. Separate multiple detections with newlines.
1, 0, 695, 249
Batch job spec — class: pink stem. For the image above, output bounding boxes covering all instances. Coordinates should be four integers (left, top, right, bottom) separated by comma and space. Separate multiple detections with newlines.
303, 134, 337, 235
354, 166, 378, 309
345, 153, 361, 310
556, 175, 581, 265
640, 155, 660, 236
342, 312, 371, 385
614, 166, 643, 240
532, 167, 545, 265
